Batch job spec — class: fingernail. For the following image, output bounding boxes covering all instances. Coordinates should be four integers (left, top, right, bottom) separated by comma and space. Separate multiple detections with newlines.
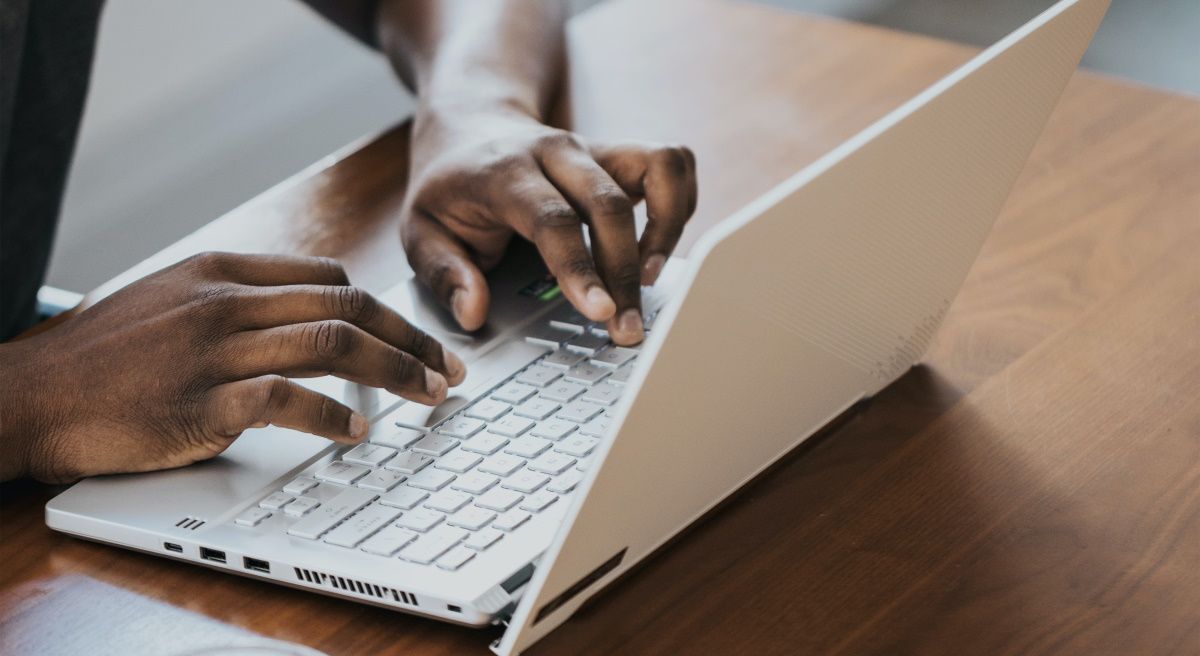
443, 348, 466, 385
642, 255, 666, 286
450, 289, 468, 325
425, 368, 448, 399
618, 308, 645, 343
349, 413, 369, 440
585, 286, 616, 319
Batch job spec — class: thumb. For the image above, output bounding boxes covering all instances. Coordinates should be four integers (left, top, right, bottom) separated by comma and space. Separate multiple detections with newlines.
403, 212, 490, 331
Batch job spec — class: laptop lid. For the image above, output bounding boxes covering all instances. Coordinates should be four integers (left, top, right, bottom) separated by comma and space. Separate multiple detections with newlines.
494, 0, 1110, 652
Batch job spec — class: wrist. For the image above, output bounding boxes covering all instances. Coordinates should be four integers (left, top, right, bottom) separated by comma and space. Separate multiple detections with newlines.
0, 338, 70, 482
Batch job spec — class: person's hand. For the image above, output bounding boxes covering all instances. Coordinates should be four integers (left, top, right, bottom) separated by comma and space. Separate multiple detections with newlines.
401, 108, 697, 345
0, 252, 465, 484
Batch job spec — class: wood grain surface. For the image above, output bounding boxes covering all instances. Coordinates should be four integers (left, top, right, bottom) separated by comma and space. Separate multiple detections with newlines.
3, 1, 1199, 654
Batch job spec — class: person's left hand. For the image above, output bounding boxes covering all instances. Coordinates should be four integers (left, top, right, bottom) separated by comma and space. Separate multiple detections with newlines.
400, 107, 697, 345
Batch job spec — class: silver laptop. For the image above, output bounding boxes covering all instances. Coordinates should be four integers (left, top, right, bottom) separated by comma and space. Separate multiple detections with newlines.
46, 0, 1109, 652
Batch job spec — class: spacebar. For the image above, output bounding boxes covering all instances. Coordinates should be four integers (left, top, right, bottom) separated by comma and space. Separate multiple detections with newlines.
286, 488, 375, 540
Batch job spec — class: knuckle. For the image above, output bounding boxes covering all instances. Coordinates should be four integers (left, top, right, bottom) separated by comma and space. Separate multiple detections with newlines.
535, 130, 580, 152
393, 351, 419, 386
316, 394, 339, 428
564, 255, 599, 279
607, 265, 643, 291
408, 328, 434, 360
313, 256, 349, 285
330, 286, 377, 325
591, 188, 634, 217
533, 202, 579, 232
654, 146, 689, 176
308, 320, 356, 361
186, 251, 232, 276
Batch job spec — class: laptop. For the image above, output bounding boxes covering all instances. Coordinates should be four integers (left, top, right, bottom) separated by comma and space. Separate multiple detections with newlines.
45, 0, 1109, 652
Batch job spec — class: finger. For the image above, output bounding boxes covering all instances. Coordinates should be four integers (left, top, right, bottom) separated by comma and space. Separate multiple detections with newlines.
230, 283, 465, 385
225, 321, 449, 405
402, 211, 491, 333
182, 252, 351, 287
203, 375, 367, 445
590, 143, 698, 285
501, 175, 616, 323
540, 147, 644, 345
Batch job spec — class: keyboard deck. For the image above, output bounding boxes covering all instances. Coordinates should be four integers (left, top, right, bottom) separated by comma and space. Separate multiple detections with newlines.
231, 302, 658, 572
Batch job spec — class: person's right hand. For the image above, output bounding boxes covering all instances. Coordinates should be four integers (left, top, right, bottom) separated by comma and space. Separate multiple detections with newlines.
0, 252, 465, 484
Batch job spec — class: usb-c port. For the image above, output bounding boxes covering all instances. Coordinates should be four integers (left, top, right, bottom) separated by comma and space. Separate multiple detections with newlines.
243, 557, 270, 573
200, 547, 226, 564
164, 542, 183, 553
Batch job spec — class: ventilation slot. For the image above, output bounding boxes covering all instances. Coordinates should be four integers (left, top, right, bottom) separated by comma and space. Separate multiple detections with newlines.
174, 516, 206, 530
292, 567, 417, 606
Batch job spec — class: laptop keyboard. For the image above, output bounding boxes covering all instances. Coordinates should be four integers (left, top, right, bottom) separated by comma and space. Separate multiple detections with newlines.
231, 302, 659, 572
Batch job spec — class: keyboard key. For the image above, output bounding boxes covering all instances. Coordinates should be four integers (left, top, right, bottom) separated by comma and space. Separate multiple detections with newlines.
579, 415, 613, 437
502, 470, 550, 494
465, 399, 510, 422
259, 492, 294, 510
287, 488, 375, 539
282, 477, 318, 495
547, 470, 584, 494
425, 489, 473, 513
371, 427, 425, 450
546, 305, 590, 333
532, 419, 576, 440
235, 507, 272, 527
323, 503, 401, 548
315, 461, 370, 485
492, 382, 537, 405
555, 434, 599, 458
463, 527, 504, 551
356, 468, 406, 492
490, 415, 535, 438
519, 490, 559, 513
493, 509, 531, 532
342, 443, 396, 467
411, 434, 459, 456
541, 380, 586, 403
558, 400, 605, 424
479, 453, 526, 477
451, 471, 499, 495
581, 381, 623, 406
435, 450, 482, 473
396, 507, 445, 532
379, 486, 429, 510
528, 451, 577, 475
436, 546, 477, 571
608, 365, 634, 385
564, 362, 610, 384
446, 506, 496, 531
284, 496, 321, 517
461, 432, 509, 455
541, 348, 586, 369
406, 468, 456, 491
436, 417, 485, 439
475, 487, 524, 512
360, 525, 418, 556
399, 525, 468, 564
504, 436, 552, 458
516, 365, 561, 387
525, 323, 575, 349
590, 346, 638, 368
564, 331, 609, 355
384, 451, 433, 474
514, 398, 560, 420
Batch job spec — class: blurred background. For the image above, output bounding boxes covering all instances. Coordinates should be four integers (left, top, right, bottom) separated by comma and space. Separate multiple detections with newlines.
48, 0, 1200, 292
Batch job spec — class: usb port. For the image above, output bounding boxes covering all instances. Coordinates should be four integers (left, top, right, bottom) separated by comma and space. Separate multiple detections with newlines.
199, 547, 226, 564
243, 557, 270, 573
164, 542, 183, 553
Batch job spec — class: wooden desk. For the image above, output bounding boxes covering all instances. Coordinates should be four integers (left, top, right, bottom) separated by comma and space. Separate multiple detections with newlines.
4, 0, 1199, 653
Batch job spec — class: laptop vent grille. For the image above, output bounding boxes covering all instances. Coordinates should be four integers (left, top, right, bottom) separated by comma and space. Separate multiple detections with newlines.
293, 567, 418, 606
174, 516, 206, 530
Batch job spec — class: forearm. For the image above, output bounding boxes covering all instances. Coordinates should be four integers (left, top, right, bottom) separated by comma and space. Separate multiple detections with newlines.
375, 0, 567, 121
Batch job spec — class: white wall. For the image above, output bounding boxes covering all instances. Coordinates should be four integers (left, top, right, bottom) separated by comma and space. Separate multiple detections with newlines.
49, 0, 414, 291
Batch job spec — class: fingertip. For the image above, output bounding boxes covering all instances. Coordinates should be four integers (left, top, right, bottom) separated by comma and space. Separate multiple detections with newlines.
443, 348, 467, 386
642, 254, 667, 286
451, 285, 489, 332
609, 308, 645, 345
348, 412, 369, 440
581, 285, 617, 321
425, 368, 448, 401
